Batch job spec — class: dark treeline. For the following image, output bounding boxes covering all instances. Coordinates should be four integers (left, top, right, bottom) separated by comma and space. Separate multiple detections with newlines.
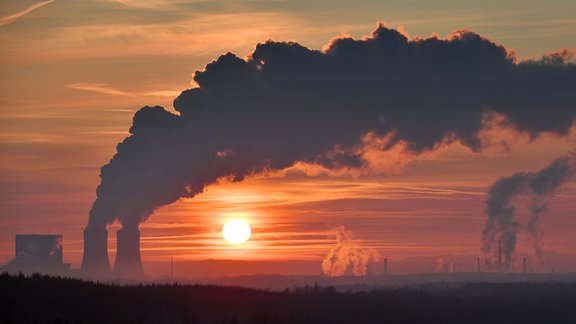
1, 273, 575, 323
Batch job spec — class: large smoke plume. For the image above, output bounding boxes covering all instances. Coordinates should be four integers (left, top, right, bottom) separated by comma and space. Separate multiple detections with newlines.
322, 226, 381, 276
482, 153, 576, 271
87, 22, 576, 231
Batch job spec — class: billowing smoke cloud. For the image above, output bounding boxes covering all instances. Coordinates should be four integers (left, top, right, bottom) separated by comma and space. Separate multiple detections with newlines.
482, 153, 576, 271
87, 22, 576, 231
321, 226, 381, 276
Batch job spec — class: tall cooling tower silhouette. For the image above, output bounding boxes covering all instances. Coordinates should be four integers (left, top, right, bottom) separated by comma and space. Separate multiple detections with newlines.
81, 228, 110, 274
113, 228, 144, 277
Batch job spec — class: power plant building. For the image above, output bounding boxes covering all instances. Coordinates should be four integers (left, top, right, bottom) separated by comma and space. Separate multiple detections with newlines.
10, 234, 70, 273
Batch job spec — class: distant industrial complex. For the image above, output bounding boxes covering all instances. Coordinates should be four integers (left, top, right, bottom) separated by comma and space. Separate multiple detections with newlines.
1, 232, 538, 278
1, 228, 144, 277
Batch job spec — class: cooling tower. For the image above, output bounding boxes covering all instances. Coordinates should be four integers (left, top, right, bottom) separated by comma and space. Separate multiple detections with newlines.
81, 228, 110, 274
113, 228, 144, 277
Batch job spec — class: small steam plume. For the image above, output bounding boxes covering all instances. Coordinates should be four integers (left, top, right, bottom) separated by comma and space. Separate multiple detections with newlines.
482, 153, 576, 271
86, 23, 576, 232
434, 257, 445, 273
322, 226, 381, 276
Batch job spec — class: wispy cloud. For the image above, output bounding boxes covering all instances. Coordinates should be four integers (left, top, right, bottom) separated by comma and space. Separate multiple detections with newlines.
114, 0, 191, 9
143, 90, 181, 97
67, 83, 136, 97
0, 0, 55, 27
67, 84, 181, 99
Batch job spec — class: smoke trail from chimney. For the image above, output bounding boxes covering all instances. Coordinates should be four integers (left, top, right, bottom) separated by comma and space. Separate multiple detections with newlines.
322, 226, 381, 276
527, 200, 547, 264
482, 153, 576, 271
85, 24, 576, 234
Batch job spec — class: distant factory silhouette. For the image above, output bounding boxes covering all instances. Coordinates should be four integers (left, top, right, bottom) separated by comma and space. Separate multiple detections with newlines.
0, 232, 542, 278
0, 229, 143, 277
1, 234, 70, 274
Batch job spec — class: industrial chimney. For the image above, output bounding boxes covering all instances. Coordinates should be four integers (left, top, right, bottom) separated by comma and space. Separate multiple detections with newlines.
383, 258, 388, 277
523, 257, 527, 274
81, 228, 111, 275
477, 256, 481, 273
498, 239, 502, 273
113, 228, 144, 277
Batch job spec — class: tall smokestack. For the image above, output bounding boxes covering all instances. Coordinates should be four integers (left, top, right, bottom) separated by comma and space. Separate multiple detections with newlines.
114, 228, 144, 277
482, 154, 576, 275
384, 258, 388, 277
498, 239, 502, 273
523, 257, 527, 274
477, 256, 481, 273
81, 228, 110, 275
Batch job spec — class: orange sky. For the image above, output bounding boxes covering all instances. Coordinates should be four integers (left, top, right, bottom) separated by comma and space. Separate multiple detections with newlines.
1, 0, 575, 277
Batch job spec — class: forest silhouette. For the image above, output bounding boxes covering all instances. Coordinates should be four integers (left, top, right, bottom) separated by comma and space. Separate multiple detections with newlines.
1, 273, 575, 323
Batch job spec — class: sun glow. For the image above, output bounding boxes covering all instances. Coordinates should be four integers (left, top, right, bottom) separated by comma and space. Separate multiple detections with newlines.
222, 219, 251, 244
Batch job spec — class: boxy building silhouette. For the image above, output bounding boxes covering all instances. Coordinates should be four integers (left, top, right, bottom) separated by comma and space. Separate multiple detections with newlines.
12, 234, 70, 273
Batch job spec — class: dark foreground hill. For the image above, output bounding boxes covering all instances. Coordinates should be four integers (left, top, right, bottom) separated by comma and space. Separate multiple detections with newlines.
1, 273, 575, 323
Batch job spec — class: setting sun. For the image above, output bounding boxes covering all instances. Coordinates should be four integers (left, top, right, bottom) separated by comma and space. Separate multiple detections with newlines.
222, 219, 251, 244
